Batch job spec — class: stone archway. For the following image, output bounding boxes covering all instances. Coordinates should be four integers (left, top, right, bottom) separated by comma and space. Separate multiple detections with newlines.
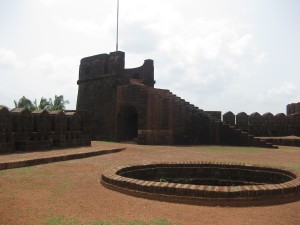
117, 106, 138, 141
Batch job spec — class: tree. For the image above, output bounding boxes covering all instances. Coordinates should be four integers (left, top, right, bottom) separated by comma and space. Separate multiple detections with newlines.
14, 96, 36, 111
14, 95, 69, 111
50, 95, 70, 110
33, 97, 52, 110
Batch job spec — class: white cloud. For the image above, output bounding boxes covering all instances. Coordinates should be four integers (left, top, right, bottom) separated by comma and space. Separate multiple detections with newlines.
259, 83, 298, 101
121, 11, 264, 103
253, 52, 268, 64
122, 10, 263, 70
31, 54, 56, 73
249, 82, 300, 114
39, 0, 66, 5
0, 48, 24, 68
55, 17, 100, 37
31, 53, 78, 83
223, 59, 239, 71
229, 34, 254, 57
27, 54, 80, 108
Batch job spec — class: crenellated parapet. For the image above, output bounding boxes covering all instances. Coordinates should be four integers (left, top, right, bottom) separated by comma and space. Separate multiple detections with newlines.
236, 112, 249, 132
0, 107, 91, 153
223, 111, 235, 126
222, 107, 299, 137
0, 106, 13, 152
77, 51, 155, 88
287, 102, 300, 116
125, 59, 155, 87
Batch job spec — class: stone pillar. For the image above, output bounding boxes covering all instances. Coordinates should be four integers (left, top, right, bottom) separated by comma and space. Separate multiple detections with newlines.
223, 111, 235, 126
236, 112, 249, 132
108, 51, 125, 77
0, 106, 13, 153
142, 59, 155, 87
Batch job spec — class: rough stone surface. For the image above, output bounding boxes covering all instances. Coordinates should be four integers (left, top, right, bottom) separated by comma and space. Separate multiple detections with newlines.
0, 107, 91, 153
225, 110, 300, 137
76, 51, 278, 148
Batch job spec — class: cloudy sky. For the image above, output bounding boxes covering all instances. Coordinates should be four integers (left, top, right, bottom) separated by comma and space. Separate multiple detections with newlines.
0, 0, 299, 115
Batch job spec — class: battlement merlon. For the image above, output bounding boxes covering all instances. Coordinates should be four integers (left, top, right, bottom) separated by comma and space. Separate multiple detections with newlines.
77, 51, 155, 87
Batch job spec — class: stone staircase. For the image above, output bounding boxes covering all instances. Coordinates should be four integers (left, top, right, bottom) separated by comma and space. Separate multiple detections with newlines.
132, 84, 276, 148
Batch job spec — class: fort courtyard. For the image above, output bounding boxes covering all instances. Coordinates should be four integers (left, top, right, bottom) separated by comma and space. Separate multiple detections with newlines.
0, 142, 300, 225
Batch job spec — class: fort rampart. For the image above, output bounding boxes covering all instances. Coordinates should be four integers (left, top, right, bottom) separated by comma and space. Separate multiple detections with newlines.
0, 107, 91, 153
222, 105, 300, 137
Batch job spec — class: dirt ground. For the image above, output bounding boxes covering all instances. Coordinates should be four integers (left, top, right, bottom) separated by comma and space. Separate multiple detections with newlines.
0, 142, 300, 225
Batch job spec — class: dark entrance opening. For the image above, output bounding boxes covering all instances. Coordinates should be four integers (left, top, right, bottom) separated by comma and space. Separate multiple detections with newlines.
118, 106, 138, 141
15, 142, 26, 151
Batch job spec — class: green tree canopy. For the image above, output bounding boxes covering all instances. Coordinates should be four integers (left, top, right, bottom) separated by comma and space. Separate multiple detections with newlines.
51, 95, 70, 110
14, 96, 36, 111
14, 95, 69, 111
33, 97, 52, 110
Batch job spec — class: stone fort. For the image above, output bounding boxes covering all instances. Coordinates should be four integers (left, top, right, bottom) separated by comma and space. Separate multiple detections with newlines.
1, 51, 299, 153
76, 51, 300, 147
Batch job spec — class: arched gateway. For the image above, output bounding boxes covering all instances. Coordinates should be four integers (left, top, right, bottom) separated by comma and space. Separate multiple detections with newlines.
117, 106, 138, 141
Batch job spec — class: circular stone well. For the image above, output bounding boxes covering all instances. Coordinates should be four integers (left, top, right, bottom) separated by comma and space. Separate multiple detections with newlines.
101, 162, 300, 206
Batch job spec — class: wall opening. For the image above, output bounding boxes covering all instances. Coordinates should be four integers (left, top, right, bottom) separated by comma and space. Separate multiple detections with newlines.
118, 106, 138, 141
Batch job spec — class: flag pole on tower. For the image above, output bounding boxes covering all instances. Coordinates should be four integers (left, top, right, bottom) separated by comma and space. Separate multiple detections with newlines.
116, 0, 119, 51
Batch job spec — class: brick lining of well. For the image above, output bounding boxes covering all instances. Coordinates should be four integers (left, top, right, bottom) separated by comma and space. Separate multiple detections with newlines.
101, 161, 300, 207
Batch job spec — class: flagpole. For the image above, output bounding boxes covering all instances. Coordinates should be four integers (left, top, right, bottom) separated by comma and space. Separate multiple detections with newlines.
116, 0, 119, 52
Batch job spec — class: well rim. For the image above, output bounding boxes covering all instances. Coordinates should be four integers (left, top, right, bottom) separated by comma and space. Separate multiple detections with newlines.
101, 161, 300, 206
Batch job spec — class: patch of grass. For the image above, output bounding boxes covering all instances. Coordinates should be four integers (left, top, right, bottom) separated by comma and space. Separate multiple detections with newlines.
17, 166, 34, 172
159, 178, 168, 182
9, 190, 17, 197
189, 146, 261, 154
93, 141, 117, 145
87, 222, 113, 225
53, 180, 73, 195
0, 222, 15, 225
44, 216, 80, 225
0, 166, 55, 181
245, 162, 300, 171
43, 216, 179, 225
13, 166, 35, 176
0, 167, 36, 180
0, 187, 4, 194
151, 218, 177, 225
90, 219, 178, 225
218, 159, 300, 171
0, 185, 17, 197
285, 149, 300, 153
276, 163, 300, 170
